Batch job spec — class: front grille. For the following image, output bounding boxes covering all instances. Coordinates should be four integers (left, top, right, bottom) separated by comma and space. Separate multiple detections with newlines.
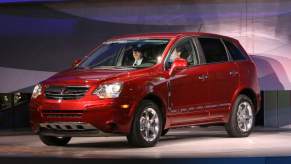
42, 110, 84, 118
45, 86, 89, 100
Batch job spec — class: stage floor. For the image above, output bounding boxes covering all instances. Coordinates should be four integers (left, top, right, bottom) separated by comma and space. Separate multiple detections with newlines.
0, 127, 291, 158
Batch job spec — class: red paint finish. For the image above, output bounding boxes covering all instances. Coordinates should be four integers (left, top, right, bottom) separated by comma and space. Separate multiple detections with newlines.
30, 32, 260, 135
169, 64, 209, 125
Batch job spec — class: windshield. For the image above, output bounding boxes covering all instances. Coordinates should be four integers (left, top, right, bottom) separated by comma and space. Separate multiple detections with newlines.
78, 39, 169, 69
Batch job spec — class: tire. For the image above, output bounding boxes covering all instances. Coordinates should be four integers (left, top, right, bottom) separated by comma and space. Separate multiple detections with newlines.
127, 100, 163, 147
225, 95, 255, 137
39, 135, 71, 146
161, 129, 169, 136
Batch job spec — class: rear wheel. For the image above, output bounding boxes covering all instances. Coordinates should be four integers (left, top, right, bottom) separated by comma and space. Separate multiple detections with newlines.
225, 95, 255, 137
127, 100, 162, 147
39, 135, 71, 146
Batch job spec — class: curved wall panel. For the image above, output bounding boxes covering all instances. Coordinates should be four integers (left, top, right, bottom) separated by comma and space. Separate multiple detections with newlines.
1, 0, 291, 92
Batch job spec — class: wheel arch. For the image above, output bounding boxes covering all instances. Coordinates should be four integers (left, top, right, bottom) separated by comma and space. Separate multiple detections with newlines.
128, 92, 168, 131
234, 88, 258, 113
142, 93, 167, 130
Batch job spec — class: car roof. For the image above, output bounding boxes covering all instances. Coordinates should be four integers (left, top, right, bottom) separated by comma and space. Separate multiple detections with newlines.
108, 32, 236, 41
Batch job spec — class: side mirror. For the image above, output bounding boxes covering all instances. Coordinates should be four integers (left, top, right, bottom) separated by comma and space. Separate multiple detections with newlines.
169, 58, 188, 76
72, 58, 81, 68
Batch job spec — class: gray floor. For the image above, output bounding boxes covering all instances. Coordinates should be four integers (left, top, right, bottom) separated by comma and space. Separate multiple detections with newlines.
0, 126, 291, 158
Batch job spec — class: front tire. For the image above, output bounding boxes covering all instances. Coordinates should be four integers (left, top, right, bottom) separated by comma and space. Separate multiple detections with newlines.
225, 95, 255, 137
127, 100, 162, 147
39, 135, 71, 146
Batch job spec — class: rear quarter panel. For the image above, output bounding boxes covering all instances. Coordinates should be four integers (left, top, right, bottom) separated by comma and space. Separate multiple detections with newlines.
231, 60, 261, 114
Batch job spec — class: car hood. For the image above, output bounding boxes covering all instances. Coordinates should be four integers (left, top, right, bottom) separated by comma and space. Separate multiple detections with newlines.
44, 68, 131, 85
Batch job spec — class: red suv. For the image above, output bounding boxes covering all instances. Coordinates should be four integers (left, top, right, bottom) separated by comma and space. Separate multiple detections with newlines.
30, 32, 260, 147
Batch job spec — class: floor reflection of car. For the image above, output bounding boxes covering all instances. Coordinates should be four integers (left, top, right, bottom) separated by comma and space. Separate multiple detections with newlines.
30, 32, 261, 147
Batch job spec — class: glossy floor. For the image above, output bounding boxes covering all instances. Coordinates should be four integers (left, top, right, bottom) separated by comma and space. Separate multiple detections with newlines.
0, 127, 291, 158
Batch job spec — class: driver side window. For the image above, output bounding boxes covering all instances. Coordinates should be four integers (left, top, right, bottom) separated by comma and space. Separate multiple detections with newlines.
166, 39, 198, 69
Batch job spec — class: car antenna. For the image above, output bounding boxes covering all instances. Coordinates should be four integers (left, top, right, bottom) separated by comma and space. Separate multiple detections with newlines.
198, 23, 204, 32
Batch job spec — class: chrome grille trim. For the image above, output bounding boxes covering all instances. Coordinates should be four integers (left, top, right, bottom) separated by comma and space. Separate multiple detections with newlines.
45, 86, 89, 100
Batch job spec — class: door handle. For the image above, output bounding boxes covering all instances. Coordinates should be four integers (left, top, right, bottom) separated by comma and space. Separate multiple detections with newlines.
198, 74, 208, 80
229, 70, 239, 76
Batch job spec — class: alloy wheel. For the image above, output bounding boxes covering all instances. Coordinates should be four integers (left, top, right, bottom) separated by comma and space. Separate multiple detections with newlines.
139, 107, 160, 142
237, 101, 253, 132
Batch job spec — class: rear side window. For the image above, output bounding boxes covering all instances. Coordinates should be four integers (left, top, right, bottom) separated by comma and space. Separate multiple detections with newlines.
198, 38, 228, 64
224, 40, 247, 61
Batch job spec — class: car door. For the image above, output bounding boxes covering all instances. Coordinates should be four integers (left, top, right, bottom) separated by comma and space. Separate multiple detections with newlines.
197, 37, 239, 119
166, 37, 209, 126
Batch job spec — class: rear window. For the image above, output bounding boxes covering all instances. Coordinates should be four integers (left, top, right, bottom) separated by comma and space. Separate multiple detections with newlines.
224, 40, 247, 61
198, 38, 228, 64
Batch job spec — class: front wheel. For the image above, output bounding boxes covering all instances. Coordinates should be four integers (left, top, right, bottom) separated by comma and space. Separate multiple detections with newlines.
225, 95, 255, 137
39, 135, 71, 146
127, 100, 162, 147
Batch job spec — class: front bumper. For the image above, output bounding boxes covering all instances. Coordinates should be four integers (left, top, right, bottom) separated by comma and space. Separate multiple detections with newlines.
30, 97, 135, 135
38, 122, 121, 137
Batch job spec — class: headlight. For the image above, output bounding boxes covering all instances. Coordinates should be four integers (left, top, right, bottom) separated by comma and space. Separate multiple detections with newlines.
31, 84, 42, 99
93, 82, 123, 99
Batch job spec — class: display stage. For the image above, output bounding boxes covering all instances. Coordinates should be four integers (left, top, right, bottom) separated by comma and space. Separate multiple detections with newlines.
0, 126, 291, 158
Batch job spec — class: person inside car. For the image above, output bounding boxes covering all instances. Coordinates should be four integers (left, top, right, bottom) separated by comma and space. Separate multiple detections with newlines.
169, 46, 194, 65
132, 46, 144, 66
